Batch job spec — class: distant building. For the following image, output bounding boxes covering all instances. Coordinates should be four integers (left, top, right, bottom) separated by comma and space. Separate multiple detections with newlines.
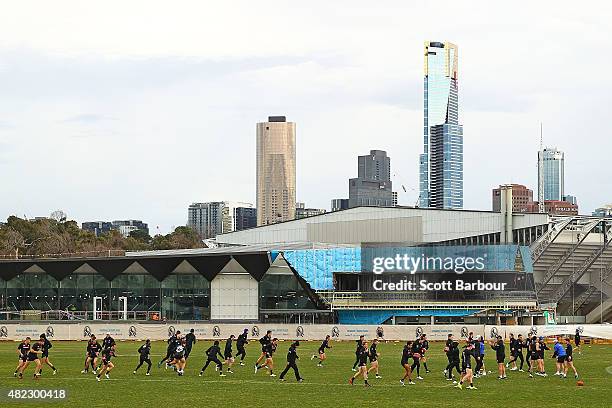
82, 221, 113, 237
256, 116, 296, 226
527, 200, 578, 216
492, 184, 534, 212
295, 206, 326, 219
392, 191, 398, 207
188, 202, 254, 238
348, 150, 394, 208
563, 195, 578, 206
538, 147, 565, 201
112, 220, 149, 237
593, 205, 612, 217
331, 199, 349, 212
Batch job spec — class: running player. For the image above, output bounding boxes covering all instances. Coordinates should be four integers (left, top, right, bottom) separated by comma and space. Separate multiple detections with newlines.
455, 343, 477, 390
312, 335, 332, 367
96, 332, 117, 372
420, 334, 431, 373
158, 330, 180, 369
564, 337, 579, 378
96, 345, 115, 382
279, 341, 303, 382
472, 335, 481, 378
236, 328, 249, 366
199, 340, 226, 377
185, 329, 196, 359
255, 330, 272, 369
410, 337, 424, 380
349, 340, 370, 387
82, 335, 101, 374
552, 336, 567, 377
224, 334, 235, 373
133, 339, 152, 375
18, 337, 44, 379
446, 341, 461, 382
367, 338, 382, 379
14, 337, 31, 377
352, 335, 365, 371
490, 336, 507, 379
400, 340, 415, 386
443, 334, 454, 377
172, 340, 187, 376
38, 333, 57, 375
255, 337, 278, 377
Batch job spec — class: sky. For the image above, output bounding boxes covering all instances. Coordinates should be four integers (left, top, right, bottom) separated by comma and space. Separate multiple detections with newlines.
0, 1, 610, 234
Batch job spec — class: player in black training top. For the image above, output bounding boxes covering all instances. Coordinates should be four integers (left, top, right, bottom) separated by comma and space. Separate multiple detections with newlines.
255, 330, 272, 369
18, 337, 44, 379
224, 335, 235, 373
96, 332, 117, 372
96, 345, 115, 382
446, 341, 461, 382
564, 337, 579, 378
400, 340, 415, 386
352, 335, 365, 371
443, 334, 454, 377
236, 329, 249, 366
490, 336, 507, 379
535, 336, 549, 376
349, 340, 370, 387
367, 338, 382, 379
171, 339, 187, 376
14, 337, 31, 377
133, 339, 152, 376
38, 333, 57, 375
574, 328, 581, 354
185, 329, 196, 359
82, 335, 102, 374
255, 338, 279, 377
410, 337, 424, 380
199, 340, 226, 377
419, 334, 431, 374
455, 343, 477, 390
312, 335, 332, 367
279, 341, 303, 382
158, 330, 181, 369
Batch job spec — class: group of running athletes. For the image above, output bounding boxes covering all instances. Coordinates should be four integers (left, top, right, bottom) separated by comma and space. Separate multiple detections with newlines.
12, 327, 581, 388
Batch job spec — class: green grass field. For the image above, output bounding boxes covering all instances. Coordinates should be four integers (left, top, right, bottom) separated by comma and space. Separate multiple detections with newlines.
1, 340, 610, 407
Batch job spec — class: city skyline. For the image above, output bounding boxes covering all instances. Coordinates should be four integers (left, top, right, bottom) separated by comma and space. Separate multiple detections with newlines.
0, 2, 610, 233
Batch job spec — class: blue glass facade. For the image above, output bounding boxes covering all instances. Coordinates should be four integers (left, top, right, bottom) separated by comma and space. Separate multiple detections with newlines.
420, 42, 463, 209
538, 148, 564, 201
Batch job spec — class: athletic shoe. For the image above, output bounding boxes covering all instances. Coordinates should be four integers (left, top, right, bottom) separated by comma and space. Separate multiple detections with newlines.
146, 373, 150, 376
454, 383, 462, 389
575, 374, 579, 379
239, 362, 245, 366
198, 372, 203, 377
105, 374, 109, 379
254, 366, 259, 374
96, 376, 100, 382
529, 373, 533, 378
452, 380, 457, 384
352, 368, 357, 372
519, 369, 524, 372
133, 371, 136, 375
417, 376, 424, 380
81, 369, 87, 374
446, 378, 453, 381
554, 371, 561, 376
408, 381, 415, 385
280, 378, 285, 381
270, 374, 276, 377
227, 370, 234, 374
298, 379, 303, 383
466, 386, 477, 390
375, 375, 382, 379
400, 379, 405, 386
317, 363, 323, 367
505, 363, 509, 368
443, 369, 448, 375
220, 373, 226, 377
311, 355, 316, 361
425, 370, 431, 374
510, 367, 518, 371
13, 372, 17, 377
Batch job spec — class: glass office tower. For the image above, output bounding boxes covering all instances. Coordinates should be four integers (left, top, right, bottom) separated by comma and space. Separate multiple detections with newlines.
538, 148, 565, 201
419, 42, 464, 209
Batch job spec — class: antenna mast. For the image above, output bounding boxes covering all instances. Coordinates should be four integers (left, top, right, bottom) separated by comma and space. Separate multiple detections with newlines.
538, 123, 545, 213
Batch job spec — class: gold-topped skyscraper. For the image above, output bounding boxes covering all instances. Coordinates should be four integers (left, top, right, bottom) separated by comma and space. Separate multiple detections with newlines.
256, 116, 296, 226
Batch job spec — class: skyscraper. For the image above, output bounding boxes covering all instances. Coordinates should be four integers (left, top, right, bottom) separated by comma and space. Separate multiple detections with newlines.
187, 201, 254, 238
538, 147, 564, 201
419, 41, 464, 209
348, 150, 394, 208
256, 116, 296, 226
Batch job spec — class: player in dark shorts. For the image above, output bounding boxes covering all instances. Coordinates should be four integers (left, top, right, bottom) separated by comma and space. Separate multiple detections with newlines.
472, 336, 481, 378
82, 335, 102, 374
367, 338, 382, 379
312, 335, 332, 367
455, 342, 477, 390
443, 334, 454, 377
527, 335, 537, 377
507, 333, 525, 371
536, 336, 549, 376
158, 331, 181, 369
564, 337, 579, 378
200, 340, 226, 377
224, 334, 236, 373
574, 328, 581, 354
279, 341, 303, 382
400, 340, 415, 385
38, 333, 57, 375
490, 336, 506, 379
446, 341, 461, 382
96, 345, 115, 382
236, 329, 249, 365
255, 330, 272, 369
185, 329, 196, 359
255, 338, 279, 377
552, 336, 567, 377
18, 337, 44, 379
410, 337, 424, 380
96, 332, 117, 372
133, 339, 152, 376
351, 335, 365, 371
420, 334, 431, 374
349, 340, 370, 387
171, 340, 187, 376
14, 337, 31, 377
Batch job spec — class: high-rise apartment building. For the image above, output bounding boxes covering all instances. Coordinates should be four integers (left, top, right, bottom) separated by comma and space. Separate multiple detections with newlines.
538, 147, 565, 201
419, 41, 464, 209
187, 202, 254, 238
349, 150, 394, 208
256, 116, 296, 226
